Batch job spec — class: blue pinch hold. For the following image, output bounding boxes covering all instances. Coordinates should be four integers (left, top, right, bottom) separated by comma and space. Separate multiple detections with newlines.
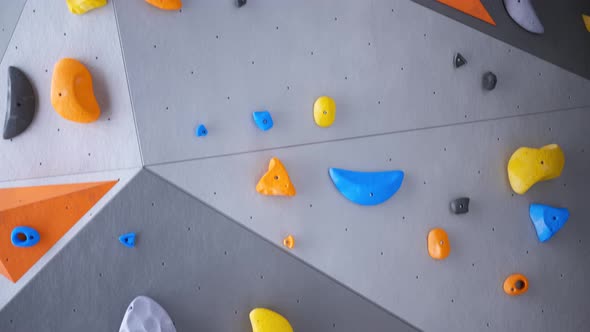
252, 111, 273, 131
328, 168, 404, 206
529, 204, 569, 242
11, 226, 40, 247
119, 232, 137, 248
195, 124, 208, 137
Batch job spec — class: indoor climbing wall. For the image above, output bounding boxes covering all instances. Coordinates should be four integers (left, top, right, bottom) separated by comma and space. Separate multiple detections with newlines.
0, 0, 589, 331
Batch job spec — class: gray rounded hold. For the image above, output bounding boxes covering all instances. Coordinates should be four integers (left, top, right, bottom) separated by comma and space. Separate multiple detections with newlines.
119, 296, 176, 332
3, 66, 36, 140
450, 197, 470, 214
504, 0, 544, 34
482, 72, 497, 91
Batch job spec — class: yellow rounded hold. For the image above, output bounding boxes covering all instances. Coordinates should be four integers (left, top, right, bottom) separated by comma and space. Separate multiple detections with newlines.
250, 308, 293, 332
313, 96, 336, 127
507, 144, 564, 195
66, 0, 107, 15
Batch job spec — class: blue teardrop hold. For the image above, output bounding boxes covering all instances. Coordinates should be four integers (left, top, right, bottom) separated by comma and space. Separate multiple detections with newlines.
119, 232, 136, 248
195, 124, 208, 137
529, 204, 569, 242
329, 168, 404, 206
252, 111, 273, 131
11, 226, 40, 247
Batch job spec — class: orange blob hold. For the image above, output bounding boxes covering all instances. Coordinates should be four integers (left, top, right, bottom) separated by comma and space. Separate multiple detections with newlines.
0, 181, 117, 282
427, 228, 451, 260
256, 157, 296, 196
145, 0, 182, 10
503, 274, 529, 296
51, 58, 100, 123
283, 235, 295, 249
436, 0, 496, 26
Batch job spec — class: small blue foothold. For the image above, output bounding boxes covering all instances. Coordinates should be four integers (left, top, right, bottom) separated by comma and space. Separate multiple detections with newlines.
329, 168, 404, 206
252, 111, 273, 131
529, 204, 569, 242
11, 226, 40, 247
195, 124, 208, 137
119, 232, 136, 248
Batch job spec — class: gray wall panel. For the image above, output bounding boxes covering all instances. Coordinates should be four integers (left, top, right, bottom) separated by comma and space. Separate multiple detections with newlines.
0, 170, 417, 332
0, 0, 26, 63
151, 108, 590, 331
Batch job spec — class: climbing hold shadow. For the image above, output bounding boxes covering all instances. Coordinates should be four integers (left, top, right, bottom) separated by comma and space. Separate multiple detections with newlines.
583, 14, 590, 32
256, 157, 296, 196
235, 0, 246, 7
504, 0, 544, 34
3, 66, 36, 140
437, 0, 496, 25
11, 226, 40, 248
507, 144, 564, 194
529, 204, 569, 242
145, 0, 182, 10
482, 72, 497, 90
66, 0, 107, 14
283, 235, 295, 249
250, 308, 293, 332
454, 53, 467, 68
450, 197, 469, 214
120, 296, 176, 332
328, 168, 404, 206
313, 96, 336, 128
51, 58, 101, 123
195, 124, 208, 137
119, 232, 136, 248
427, 228, 450, 260
252, 111, 273, 131
503, 273, 529, 296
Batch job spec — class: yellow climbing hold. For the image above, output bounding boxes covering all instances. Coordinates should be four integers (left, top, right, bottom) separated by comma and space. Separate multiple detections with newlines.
256, 157, 296, 197
66, 0, 107, 15
250, 308, 293, 332
507, 144, 564, 195
313, 96, 336, 127
583, 14, 590, 32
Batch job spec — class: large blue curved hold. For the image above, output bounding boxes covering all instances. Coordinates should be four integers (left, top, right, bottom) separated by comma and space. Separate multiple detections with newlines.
329, 168, 404, 206
11, 226, 40, 247
529, 204, 569, 242
252, 111, 273, 131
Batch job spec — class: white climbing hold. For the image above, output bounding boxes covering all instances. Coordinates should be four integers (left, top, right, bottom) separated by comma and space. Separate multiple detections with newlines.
119, 296, 176, 332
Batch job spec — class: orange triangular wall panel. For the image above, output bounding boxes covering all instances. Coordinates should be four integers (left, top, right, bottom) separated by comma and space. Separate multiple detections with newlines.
0, 180, 118, 282
437, 0, 496, 26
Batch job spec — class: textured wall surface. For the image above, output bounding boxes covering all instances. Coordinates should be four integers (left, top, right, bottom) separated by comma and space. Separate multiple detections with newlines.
0, 170, 417, 332
0, 0, 26, 61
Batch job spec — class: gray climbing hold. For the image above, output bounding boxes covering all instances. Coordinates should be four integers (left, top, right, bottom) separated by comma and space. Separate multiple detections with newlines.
235, 0, 246, 7
450, 197, 470, 214
482, 72, 497, 90
3, 66, 36, 140
119, 296, 176, 332
504, 0, 544, 34
454, 53, 467, 68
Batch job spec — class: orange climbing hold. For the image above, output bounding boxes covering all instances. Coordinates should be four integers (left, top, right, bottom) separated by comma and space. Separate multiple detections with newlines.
0, 180, 117, 283
283, 235, 295, 249
436, 0, 496, 26
427, 228, 451, 260
503, 273, 529, 296
256, 157, 296, 197
145, 0, 182, 10
51, 58, 101, 123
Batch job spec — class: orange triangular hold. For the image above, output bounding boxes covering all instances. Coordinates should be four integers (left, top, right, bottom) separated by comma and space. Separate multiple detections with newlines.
256, 157, 296, 196
0, 180, 117, 282
437, 0, 496, 26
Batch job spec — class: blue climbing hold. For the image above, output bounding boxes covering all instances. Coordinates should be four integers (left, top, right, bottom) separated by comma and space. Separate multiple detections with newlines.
328, 168, 404, 206
252, 111, 273, 131
195, 124, 208, 137
119, 232, 136, 248
529, 204, 569, 242
11, 226, 40, 247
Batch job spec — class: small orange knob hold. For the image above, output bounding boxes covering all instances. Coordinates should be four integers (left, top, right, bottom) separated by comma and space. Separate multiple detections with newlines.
503, 274, 529, 296
283, 235, 295, 249
145, 0, 182, 10
427, 228, 451, 260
